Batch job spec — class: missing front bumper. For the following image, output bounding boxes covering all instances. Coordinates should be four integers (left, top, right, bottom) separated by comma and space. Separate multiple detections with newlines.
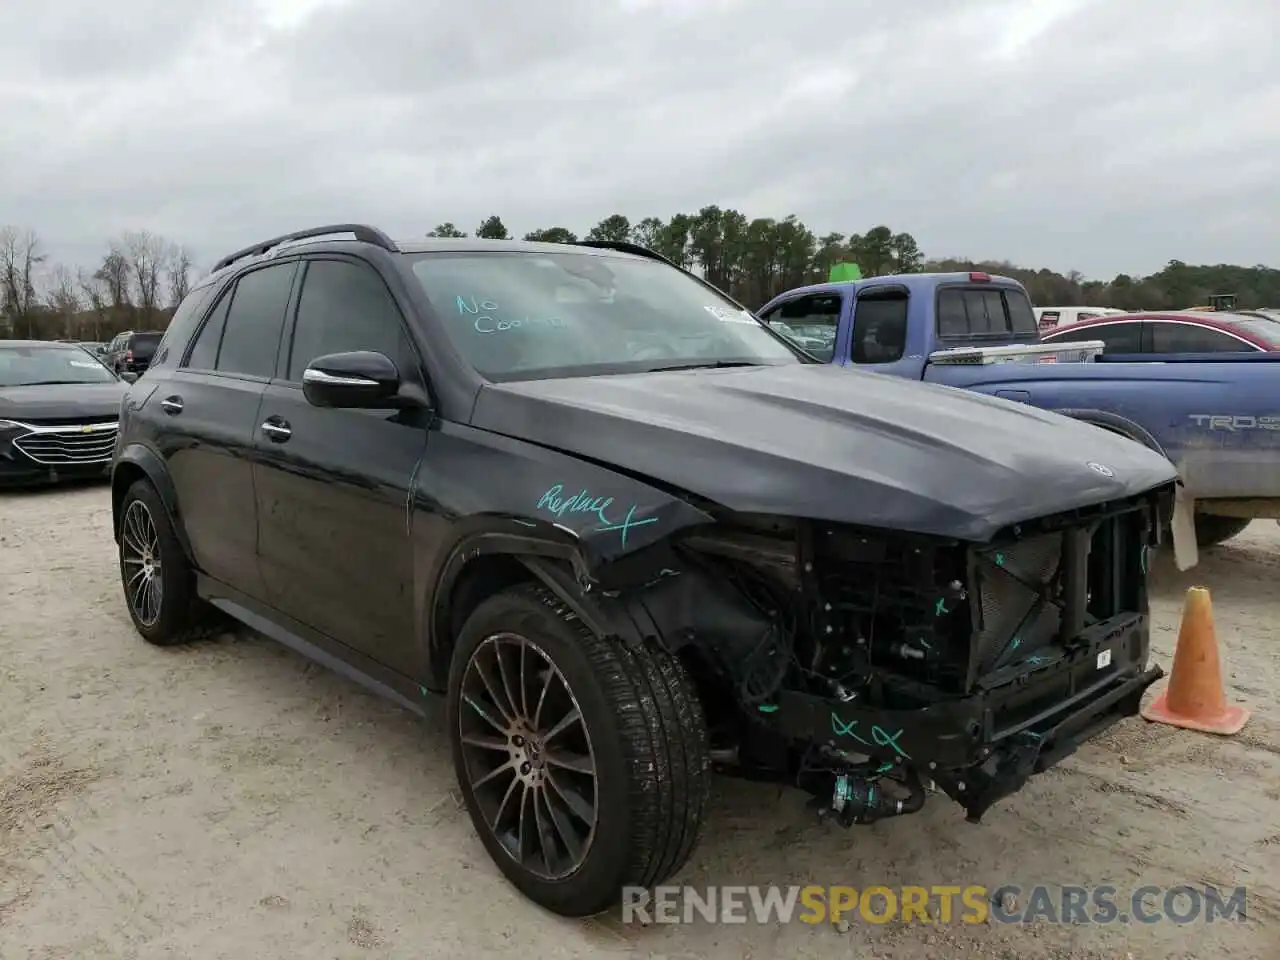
766, 611, 1162, 821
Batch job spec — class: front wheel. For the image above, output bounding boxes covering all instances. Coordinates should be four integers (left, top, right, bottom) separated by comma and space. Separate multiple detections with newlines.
118, 479, 221, 645
447, 583, 710, 917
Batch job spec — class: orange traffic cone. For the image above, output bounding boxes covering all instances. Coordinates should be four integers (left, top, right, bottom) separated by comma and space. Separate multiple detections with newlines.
1141, 586, 1249, 735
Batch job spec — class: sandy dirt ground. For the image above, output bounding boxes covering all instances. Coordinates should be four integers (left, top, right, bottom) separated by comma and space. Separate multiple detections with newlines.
1, 482, 1277, 960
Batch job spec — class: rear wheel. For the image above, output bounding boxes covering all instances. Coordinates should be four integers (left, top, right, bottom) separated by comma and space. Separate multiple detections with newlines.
447, 583, 710, 917
118, 479, 221, 645
1194, 514, 1251, 549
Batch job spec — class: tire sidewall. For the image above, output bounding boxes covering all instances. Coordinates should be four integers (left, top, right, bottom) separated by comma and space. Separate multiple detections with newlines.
446, 590, 634, 916
118, 479, 191, 642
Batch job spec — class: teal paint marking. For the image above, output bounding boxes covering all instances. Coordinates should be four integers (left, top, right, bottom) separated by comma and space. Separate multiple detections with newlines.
593, 505, 658, 548
995, 552, 1006, 567
536, 483, 659, 548
757, 704, 779, 714
934, 597, 948, 616
1025, 654, 1052, 666
830, 714, 911, 759
456, 294, 569, 335
1140, 545, 1149, 574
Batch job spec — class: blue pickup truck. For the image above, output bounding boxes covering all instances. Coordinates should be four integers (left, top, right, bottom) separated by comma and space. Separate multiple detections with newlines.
757, 271, 1280, 561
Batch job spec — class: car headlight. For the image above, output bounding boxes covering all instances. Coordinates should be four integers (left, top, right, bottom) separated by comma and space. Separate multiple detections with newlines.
0, 419, 23, 432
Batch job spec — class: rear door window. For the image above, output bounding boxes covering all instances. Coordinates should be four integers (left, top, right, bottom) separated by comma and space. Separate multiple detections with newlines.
213, 263, 298, 378
1049, 322, 1142, 354
851, 289, 908, 364
1149, 322, 1255, 353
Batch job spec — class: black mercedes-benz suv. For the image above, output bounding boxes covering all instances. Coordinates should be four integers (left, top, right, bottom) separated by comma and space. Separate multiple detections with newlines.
110, 224, 1178, 917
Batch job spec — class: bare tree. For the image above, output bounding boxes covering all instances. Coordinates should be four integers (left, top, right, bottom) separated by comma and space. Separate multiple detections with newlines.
167, 245, 194, 307
0, 226, 47, 338
77, 267, 110, 340
124, 230, 171, 325
96, 242, 132, 313
45, 263, 82, 339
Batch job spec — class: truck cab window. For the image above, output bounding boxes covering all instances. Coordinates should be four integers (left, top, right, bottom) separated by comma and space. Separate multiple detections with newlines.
939, 287, 1038, 340
851, 290, 908, 364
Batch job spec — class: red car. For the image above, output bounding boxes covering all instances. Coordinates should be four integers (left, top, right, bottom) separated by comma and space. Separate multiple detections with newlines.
1041, 310, 1280, 355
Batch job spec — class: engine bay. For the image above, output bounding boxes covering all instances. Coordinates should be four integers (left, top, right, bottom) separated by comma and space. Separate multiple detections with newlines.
616, 486, 1170, 825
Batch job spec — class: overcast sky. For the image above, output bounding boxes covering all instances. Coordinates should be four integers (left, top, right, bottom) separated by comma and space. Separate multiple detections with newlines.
1, 0, 1277, 281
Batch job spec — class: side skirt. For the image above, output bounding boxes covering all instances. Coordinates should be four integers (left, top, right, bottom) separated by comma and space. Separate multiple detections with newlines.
195, 573, 430, 717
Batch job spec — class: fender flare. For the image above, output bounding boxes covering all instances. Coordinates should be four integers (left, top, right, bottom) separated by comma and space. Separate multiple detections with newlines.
425, 531, 653, 688
111, 444, 194, 561
1054, 408, 1169, 460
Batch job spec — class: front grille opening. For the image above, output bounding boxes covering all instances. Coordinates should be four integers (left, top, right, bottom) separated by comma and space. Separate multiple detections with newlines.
13, 427, 117, 465
809, 529, 973, 695
968, 504, 1150, 684
970, 532, 1064, 675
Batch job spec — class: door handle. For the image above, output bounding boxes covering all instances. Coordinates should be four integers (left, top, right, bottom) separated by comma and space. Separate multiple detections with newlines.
160, 396, 184, 415
261, 418, 292, 442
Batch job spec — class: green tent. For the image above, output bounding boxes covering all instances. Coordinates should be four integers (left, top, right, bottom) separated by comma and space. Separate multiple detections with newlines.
829, 262, 862, 283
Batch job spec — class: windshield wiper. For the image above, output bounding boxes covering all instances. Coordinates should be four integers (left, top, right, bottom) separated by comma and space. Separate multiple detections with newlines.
644, 360, 764, 373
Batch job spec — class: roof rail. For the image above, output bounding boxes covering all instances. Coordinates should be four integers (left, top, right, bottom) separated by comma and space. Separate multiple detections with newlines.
577, 239, 676, 268
211, 223, 398, 273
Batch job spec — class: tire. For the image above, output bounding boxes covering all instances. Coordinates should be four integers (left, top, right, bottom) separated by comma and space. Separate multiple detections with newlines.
117, 478, 221, 645
1194, 514, 1251, 549
447, 582, 710, 917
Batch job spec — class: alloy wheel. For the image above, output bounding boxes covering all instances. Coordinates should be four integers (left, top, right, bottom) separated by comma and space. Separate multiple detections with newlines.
120, 499, 164, 627
458, 632, 598, 880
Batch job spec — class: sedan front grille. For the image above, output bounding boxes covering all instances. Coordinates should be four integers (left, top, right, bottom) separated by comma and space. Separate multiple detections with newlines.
13, 422, 118, 465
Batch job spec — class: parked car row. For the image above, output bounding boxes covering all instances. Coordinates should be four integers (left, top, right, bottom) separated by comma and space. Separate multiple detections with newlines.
95, 224, 1183, 919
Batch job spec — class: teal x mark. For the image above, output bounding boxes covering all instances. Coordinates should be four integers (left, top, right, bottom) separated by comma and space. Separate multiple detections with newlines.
830, 714, 911, 759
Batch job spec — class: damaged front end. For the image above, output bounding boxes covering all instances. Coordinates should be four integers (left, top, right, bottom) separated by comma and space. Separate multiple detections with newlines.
607, 481, 1175, 827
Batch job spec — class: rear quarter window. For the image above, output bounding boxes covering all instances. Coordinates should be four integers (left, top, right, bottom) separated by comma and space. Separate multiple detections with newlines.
148, 284, 219, 369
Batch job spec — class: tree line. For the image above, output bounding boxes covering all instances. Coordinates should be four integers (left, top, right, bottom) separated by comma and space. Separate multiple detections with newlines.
3, 209, 1277, 341
0, 226, 194, 341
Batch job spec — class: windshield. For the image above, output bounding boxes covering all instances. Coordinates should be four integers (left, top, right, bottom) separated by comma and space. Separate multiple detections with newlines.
407, 251, 803, 380
0, 345, 117, 387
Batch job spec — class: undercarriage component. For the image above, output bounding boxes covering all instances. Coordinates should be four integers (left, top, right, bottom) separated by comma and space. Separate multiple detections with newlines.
815, 766, 928, 826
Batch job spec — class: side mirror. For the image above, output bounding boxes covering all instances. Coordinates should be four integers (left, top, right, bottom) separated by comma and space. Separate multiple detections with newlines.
120, 371, 138, 384
302, 351, 401, 409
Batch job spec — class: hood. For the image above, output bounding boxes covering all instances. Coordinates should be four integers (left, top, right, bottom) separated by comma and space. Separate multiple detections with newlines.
470, 363, 1177, 542
0, 381, 128, 424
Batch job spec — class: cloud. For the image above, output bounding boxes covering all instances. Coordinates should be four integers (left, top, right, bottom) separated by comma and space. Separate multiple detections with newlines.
0, 0, 1276, 279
